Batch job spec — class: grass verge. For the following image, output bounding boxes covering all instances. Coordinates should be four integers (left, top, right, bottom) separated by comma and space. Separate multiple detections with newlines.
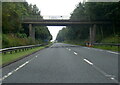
63, 41, 119, 52
0, 44, 51, 66
92, 45, 119, 52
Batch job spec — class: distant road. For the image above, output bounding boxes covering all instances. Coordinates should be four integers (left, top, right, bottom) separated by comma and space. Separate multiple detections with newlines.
2, 43, 119, 83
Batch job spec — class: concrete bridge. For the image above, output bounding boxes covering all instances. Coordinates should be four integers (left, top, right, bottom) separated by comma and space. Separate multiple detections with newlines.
21, 17, 119, 43
22, 19, 112, 26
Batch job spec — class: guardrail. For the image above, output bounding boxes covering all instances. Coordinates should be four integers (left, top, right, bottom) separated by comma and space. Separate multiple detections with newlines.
93, 43, 120, 46
0, 43, 48, 54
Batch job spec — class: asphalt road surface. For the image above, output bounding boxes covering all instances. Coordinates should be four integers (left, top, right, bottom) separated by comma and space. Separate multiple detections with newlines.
1, 43, 119, 83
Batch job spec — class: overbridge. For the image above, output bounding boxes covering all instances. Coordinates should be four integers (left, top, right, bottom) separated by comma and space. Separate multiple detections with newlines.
21, 16, 120, 43
22, 19, 112, 26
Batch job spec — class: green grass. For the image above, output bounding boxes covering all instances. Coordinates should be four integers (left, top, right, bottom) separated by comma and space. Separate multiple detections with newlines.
63, 40, 119, 52
63, 40, 85, 46
0, 46, 47, 66
92, 45, 119, 52
101, 35, 120, 43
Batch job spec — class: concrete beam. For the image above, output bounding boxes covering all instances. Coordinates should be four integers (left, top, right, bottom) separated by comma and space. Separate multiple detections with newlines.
89, 24, 96, 43
29, 24, 35, 40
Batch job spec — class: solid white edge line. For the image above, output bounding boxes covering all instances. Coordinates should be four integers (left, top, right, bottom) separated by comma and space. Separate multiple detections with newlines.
84, 59, 93, 65
107, 51, 119, 55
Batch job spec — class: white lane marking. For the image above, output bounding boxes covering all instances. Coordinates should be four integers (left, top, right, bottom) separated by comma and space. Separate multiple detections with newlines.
105, 75, 115, 77
74, 52, 78, 55
14, 67, 19, 72
68, 49, 71, 51
92, 65, 118, 83
2, 55, 39, 81
83, 59, 93, 65
36, 56, 38, 57
107, 51, 119, 55
83, 47, 91, 49
111, 77, 115, 80
2, 70, 14, 80
66, 48, 68, 50
2, 61, 29, 80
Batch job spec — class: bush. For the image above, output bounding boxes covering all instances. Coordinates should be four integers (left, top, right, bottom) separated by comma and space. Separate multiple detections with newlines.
2, 34, 37, 48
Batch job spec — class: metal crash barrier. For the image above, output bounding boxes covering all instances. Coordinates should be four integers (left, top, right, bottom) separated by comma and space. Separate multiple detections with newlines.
0, 43, 48, 54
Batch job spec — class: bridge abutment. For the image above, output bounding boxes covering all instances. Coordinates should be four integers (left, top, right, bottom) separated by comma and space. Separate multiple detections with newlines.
89, 24, 96, 44
29, 24, 35, 40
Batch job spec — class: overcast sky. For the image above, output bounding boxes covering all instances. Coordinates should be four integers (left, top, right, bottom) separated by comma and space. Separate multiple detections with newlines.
26, 0, 83, 41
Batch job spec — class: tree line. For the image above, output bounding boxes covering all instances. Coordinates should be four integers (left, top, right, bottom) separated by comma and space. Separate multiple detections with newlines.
56, 2, 120, 43
2, 2, 52, 48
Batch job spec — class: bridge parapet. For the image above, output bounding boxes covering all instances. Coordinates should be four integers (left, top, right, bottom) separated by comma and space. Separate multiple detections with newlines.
21, 15, 70, 21
43, 15, 70, 19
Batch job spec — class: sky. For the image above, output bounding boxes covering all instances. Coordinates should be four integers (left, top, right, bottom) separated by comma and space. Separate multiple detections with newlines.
26, 0, 83, 41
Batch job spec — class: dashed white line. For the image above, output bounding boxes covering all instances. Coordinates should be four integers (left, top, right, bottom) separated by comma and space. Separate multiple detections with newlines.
111, 77, 115, 80
2, 61, 29, 80
14, 67, 19, 72
83, 59, 93, 65
74, 52, 78, 55
2, 55, 39, 81
92, 65, 118, 83
68, 49, 71, 51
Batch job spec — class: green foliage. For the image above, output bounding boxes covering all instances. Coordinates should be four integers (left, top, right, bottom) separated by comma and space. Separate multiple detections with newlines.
2, 2, 52, 48
35, 26, 52, 42
93, 45, 118, 52
16, 33, 27, 38
101, 35, 120, 43
2, 34, 35, 48
56, 2, 120, 44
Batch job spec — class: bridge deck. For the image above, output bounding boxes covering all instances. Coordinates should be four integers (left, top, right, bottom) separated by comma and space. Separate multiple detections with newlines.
21, 19, 119, 26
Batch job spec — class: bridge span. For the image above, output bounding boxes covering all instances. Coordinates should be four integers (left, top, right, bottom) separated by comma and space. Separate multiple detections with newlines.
21, 17, 120, 43
22, 19, 112, 26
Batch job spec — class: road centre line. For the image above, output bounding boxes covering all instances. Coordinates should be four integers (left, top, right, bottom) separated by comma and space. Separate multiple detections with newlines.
83, 59, 93, 65
92, 65, 118, 83
68, 48, 118, 83
74, 52, 78, 55
83, 58, 118, 83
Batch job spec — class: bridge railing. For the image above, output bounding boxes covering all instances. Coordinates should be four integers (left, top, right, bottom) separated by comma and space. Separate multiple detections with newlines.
0, 43, 48, 54
43, 15, 70, 19
21, 15, 70, 21
21, 15, 43, 21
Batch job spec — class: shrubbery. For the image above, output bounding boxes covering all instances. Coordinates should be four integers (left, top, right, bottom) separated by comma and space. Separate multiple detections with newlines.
2, 34, 36, 48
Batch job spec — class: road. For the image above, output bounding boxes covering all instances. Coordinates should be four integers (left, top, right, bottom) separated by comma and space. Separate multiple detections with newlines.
1, 43, 119, 83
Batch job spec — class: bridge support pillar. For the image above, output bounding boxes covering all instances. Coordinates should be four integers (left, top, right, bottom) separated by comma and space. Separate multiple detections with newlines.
29, 24, 35, 40
89, 24, 96, 44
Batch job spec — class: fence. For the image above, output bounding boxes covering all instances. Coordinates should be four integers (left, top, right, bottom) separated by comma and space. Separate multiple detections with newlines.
0, 43, 48, 54
93, 43, 120, 47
